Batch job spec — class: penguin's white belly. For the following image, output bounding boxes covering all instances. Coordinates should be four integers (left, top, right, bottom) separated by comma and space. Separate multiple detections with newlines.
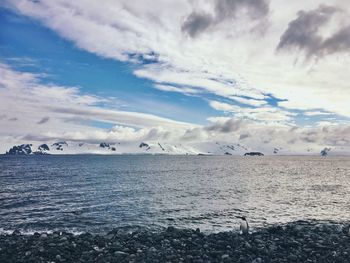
240, 221, 248, 234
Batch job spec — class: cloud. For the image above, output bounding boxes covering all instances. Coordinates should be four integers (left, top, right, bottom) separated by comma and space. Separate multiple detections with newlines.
277, 5, 350, 58
181, 12, 214, 37
49, 106, 193, 129
37, 116, 49, 124
205, 118, 245, 133
239, 133, 251, 140
209, 100, 241, 112
215, 0, 269, 20
154, 84, 201, 95
182, 0, 270, 37
321, 24, 350, 55
304, 111, 332, 116
209, 100, 296, 123
230, 96, 267, 107
6, 0, 350, 120
23, 125, 175, 144
0, 63, 195, 141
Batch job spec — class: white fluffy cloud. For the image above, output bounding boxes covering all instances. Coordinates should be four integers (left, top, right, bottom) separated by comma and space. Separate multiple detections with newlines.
5, 0, 350, 118
0, 63, 195, 139
209, 100, 296, 123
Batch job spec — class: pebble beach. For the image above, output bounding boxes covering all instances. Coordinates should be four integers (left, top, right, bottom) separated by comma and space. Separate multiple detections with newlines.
1, 221, 350, 262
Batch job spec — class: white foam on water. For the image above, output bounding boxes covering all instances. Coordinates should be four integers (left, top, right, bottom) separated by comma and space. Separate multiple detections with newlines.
0, 228, 84, 236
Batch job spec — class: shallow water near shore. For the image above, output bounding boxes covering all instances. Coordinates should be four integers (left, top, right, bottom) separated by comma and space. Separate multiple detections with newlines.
0, 155, 349, 234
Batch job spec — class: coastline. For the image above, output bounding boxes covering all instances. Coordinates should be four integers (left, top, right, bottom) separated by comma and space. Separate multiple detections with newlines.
1, 221, 349, 262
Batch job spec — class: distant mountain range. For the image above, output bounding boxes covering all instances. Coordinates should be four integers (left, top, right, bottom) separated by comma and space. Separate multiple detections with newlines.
3, 141, 267, 156
4, 141, 340, 156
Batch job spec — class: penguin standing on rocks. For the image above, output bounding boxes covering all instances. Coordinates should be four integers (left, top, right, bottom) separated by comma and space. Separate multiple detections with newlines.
237, 216, 249, 235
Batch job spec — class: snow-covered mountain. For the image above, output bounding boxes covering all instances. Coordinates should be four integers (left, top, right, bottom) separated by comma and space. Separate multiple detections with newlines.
4, 141, 343, 156
3, 141, 259, 155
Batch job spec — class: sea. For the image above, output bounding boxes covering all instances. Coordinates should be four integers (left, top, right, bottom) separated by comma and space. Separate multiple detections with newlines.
0, 155, 349, 234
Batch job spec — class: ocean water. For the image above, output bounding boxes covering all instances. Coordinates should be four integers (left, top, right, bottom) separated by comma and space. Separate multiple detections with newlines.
0, 155, 349, 234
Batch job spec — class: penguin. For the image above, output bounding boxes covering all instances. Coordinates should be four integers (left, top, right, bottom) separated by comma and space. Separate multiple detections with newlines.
237, 216, 249, 235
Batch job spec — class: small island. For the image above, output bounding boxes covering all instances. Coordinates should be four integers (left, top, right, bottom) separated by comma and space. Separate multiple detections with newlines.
244, 152, 264, 156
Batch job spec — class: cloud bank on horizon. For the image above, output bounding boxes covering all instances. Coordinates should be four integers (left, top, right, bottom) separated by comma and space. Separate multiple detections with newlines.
0, 0, 350, 154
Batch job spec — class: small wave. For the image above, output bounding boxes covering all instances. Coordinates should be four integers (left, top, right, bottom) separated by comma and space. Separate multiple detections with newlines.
0, 227, 84, 236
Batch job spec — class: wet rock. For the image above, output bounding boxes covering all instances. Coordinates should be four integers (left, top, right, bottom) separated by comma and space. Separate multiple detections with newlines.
251, 258, 262, 263
114, 251, 127, 256
12, 230, 21, 235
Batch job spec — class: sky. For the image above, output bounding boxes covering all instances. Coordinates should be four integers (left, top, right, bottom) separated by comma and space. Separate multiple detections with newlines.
0, 0, 350, 154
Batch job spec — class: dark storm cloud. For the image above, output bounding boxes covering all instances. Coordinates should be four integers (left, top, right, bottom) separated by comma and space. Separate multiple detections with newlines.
23, 133, 53, 142
277, 5, 337, 56
321, 25, 350, 55
205, 119, 244, 133
182, 0, 269, 37
37, 116, 50, 124
277, 5, 350, 58
239, 133, 250, 140
181, 12, 214, 37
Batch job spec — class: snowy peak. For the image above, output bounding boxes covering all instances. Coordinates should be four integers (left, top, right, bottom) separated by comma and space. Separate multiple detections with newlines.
51, 141, 68, 151
6, 144, 33, 155
99, 142, 116, 151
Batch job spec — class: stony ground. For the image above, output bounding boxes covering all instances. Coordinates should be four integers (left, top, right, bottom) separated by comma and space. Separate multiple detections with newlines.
1, 221, 350, 262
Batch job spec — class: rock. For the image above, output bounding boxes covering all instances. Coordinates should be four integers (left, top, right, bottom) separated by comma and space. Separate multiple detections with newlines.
167, 226, 175, 232
105, 233, 114, 240
149, 247, 157, 253
99, 142, 110, 148
6, 144, 32, 155
38, 144, 50, 151
139, 142, 150, 150
1, 222, 349, 262
12, 229, 21, 235
244, 152, 264, 156
51, 141, 68, 151
245, 241, 252, 249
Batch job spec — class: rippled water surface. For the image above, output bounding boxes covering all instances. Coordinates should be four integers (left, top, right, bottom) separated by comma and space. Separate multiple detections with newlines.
0, 155, 349, 233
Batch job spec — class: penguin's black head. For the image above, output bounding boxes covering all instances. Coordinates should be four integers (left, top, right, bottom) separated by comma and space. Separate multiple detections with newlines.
236, 216, 247, 221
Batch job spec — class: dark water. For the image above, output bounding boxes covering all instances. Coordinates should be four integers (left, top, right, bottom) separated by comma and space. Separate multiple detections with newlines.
0, 155, 349, 234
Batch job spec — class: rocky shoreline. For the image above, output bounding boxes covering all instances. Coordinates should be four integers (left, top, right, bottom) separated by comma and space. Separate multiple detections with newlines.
1, 221, 350, 262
